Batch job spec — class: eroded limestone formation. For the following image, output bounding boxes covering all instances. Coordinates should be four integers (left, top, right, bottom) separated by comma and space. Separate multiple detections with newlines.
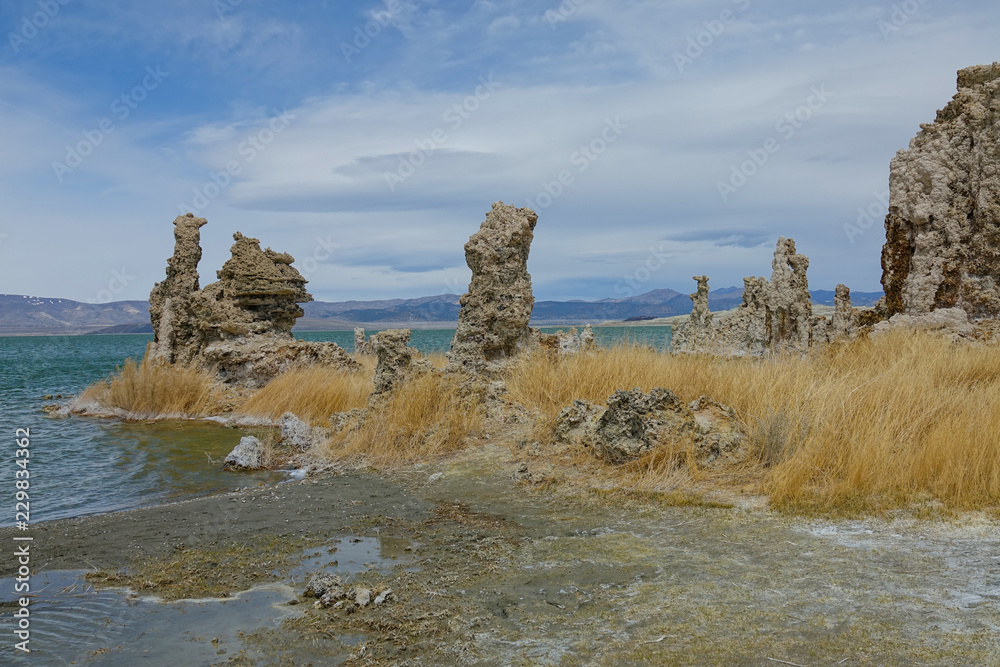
672, 275, 713, 350
554, 388, 744, 466
149, 214, 208, 364
447, 202, 538, 375
354, 328, 372, 355
193, 232, 312, 342
677, 238, 857, 355
149, 215, 357, 385
832, 284, 856, 339
369, 329, 419, 398
881, 63, 1000, 320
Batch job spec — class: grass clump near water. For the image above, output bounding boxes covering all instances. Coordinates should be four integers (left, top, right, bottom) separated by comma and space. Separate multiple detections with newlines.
504, 329, 1000, 512
79, 356, 222, 420
237, 364, 373, 425
317, 371, 485, 467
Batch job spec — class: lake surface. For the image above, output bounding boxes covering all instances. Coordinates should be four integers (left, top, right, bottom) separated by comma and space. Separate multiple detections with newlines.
0, 325, 669, 526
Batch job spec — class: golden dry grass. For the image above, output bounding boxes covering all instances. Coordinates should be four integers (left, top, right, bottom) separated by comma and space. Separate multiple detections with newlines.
317, 371, 484, 467
504, 331, 1000, 512
236, 365, 373, 425
79, 356, 222, 419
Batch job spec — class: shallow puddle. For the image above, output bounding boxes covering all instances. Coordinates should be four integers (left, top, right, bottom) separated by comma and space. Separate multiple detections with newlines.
0, 533, 415, 664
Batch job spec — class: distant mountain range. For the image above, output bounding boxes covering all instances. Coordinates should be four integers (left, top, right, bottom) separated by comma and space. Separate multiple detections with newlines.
0, 289, 884, 335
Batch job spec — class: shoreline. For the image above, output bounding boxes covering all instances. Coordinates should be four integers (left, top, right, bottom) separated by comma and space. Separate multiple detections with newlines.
2, 446, 997, 664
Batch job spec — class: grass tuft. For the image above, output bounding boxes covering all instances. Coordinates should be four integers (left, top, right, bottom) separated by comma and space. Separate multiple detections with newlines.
79, 356, 221, 419
318, 372, 484, 467
236, 364, 373, 426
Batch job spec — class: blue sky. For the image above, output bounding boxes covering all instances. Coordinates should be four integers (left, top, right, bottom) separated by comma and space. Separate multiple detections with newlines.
1, 0, 997, 304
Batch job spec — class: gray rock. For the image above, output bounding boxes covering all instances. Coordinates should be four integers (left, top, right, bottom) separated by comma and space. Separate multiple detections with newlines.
280, 412, 315, 450
223, 436, 265, 470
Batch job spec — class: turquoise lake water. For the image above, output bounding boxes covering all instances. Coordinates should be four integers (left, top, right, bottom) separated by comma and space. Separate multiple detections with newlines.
0, 326, 669, 526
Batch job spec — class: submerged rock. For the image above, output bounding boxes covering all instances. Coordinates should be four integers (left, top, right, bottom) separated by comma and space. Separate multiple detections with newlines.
223, 436, 266, 470
447, 202, 538, 376
881, 63, 1000, 320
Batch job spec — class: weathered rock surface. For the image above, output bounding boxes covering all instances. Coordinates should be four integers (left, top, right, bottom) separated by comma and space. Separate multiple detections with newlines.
872, 306, 972, 336
149, 214, 208, 365
672, 275, 714, 351
223, 435, 266, 470
354, 328, 372, 355
280, 412, 323, 450
832, 284, 856, 339
370, 329, 421, 398
201, 336, 358, 388
580, 324, 596, 351
881, 63, 1000, 320
447, 202, 538, 375
193, 232, 312, 342
554, 388, 745, 466
148, 215, 357, 385
533, 327, 585, 356
681, 238, 856, 355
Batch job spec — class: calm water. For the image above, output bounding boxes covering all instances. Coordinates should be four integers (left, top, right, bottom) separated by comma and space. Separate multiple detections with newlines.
0, 325, 669, 526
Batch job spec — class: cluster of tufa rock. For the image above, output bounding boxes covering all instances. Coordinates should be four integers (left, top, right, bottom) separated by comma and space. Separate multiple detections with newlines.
533, 324, 596, 356
555, 388, 745, 466
881, 63, 1000, 321
673, 238, 858, 355
304, 573, 394, 611
148, 214, 358, 386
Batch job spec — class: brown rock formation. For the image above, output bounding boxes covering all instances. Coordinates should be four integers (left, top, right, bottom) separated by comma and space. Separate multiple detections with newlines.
148, 215, 357, 384
193, 232, 312, 343
447, 202, 538, 375
768, 237, 812, 350
690, 238, 844, 355
354, 328, 372, 355
832, 284, 856, 338
672, 275, 713, 351
149, 214, 208, 364
881, 63, 1000, 319
554, 388, 744, 466
369, 329, 419, 398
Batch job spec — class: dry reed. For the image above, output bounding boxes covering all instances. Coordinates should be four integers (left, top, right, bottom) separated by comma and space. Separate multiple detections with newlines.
505, 331, 1000, 511
79, 356, 221, 419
